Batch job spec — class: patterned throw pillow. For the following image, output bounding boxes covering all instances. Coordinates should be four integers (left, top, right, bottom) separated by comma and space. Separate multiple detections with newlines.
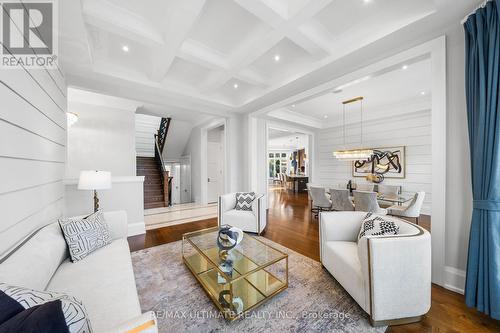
0, 283, 92, 332
235, 192, 256, 211
59, 211, 111, 262
358, 212, 400, 240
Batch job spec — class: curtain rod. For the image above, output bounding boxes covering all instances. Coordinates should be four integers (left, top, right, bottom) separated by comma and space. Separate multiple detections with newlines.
461, 0, 492, 24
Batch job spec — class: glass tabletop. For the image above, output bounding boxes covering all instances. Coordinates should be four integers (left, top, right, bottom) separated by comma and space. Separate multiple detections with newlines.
183, 227, 287, 281
376, 193, 414, 204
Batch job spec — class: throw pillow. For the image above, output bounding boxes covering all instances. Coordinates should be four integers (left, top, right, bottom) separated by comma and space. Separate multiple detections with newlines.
59, 211, 111, 262
0, 300, 70, 333
0, 283, 92, 333
358, 212, 400, 240
235, 192, 256, 211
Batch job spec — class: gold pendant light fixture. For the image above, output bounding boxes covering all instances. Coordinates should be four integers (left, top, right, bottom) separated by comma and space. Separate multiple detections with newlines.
333, 96, 373, 160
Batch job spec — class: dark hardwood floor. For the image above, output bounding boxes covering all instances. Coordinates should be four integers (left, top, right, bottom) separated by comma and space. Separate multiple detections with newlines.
128, 186, 500, 333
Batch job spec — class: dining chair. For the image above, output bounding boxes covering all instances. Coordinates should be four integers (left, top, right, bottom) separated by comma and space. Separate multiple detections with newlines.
388, 192, 426, 225
377, 184, 400, 207
353, 190, 388, 215
330, 189, 355, 211
377, 184, 400, 195
356, 183, 375, 192
310, 186, 332, 218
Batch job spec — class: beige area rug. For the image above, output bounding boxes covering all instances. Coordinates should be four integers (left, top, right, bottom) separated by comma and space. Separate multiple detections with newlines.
131, 238, 386, 333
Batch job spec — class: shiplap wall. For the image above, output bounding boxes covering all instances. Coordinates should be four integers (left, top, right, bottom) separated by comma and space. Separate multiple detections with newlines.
0, 63, 66, 258
316, 109, 432, 214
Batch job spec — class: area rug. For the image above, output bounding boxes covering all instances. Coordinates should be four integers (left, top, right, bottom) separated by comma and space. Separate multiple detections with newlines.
131, 238, 386, 333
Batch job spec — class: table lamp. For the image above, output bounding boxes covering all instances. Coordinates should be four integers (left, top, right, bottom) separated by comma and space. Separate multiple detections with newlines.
78, 170, 112, 212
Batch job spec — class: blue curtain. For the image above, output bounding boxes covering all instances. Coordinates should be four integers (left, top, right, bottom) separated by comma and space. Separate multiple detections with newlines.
464, 0, 500, 320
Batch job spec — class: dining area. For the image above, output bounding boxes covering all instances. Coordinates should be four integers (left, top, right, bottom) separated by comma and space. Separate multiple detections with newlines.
307, 182, 426, 226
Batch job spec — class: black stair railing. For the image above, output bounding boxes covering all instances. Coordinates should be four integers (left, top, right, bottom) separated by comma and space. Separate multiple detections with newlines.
154, 117, 172, 206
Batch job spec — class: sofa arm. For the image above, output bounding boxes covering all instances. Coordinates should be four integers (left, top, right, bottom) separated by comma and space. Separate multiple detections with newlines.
363, 231, 431, 322
252, 194, 266, 233
103, 211, 128, 240
109, 311, 157, 333
218, 193, 236, 226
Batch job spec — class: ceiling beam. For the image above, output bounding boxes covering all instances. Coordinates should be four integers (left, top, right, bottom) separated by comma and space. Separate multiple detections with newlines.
199, 0, 333, 92
178, 39, 269, 88
82, 0, 164, 47
147, 0, 207, 82
234, 0, 331, 56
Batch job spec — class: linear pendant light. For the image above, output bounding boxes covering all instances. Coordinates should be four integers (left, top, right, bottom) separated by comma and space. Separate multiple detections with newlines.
333, 96, 373, 160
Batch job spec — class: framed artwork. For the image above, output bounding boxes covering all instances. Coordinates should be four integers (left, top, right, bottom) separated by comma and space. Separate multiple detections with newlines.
352, 146, 406, 179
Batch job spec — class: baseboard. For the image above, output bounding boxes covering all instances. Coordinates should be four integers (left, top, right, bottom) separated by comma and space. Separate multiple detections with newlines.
128, 222, 146, 236
444, 266, 466, 294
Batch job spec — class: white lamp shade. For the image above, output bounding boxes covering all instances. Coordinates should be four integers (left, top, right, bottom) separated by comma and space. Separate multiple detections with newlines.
78, 171, 112, 190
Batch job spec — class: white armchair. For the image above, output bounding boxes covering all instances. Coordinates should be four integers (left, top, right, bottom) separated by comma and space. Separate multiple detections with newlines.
319, 211, 431, 326
218, 193, 267, 234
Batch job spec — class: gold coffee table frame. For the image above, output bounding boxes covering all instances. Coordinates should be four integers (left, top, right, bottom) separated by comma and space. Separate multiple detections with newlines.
182, 227, 289, 321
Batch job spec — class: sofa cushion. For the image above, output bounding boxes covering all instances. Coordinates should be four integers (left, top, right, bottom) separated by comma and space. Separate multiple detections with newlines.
223, 210, 256, 232
0, 283, 92, 332
0, 223, 68, 290
46, 239, 141, 333
322, 241, 368, 312
59, 211, 112, 262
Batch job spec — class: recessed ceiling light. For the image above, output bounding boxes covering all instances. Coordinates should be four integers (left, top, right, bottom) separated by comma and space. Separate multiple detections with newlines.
402, 65, 408, 70
364, 0, 372, 3
233, 83, 239, 89
274, 54, 280, 62
323, 115, 329, 119
291, 104, 296, 108
420, 91, 426, 95
122, 45, 129, 52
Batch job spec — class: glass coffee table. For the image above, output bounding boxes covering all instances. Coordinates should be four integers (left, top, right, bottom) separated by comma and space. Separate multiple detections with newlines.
182, 227, 288, 321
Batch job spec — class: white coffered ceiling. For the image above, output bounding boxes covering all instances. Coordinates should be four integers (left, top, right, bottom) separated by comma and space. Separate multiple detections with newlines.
268, 56, 432, 128
60, 0, 441, 117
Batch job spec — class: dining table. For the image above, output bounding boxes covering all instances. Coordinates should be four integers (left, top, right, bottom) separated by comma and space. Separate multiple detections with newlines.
312, 184, 414, 206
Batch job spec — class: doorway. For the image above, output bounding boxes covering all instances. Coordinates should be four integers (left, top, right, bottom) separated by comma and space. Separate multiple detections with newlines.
207, 125, 225, 203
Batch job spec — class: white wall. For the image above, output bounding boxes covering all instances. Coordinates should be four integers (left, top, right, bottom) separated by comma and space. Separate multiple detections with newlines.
64, 96, 145, 235
443, 25, 473, 293
163, 119, 195, 161
66, 102, 136, 178
135, 114, 160, 157
183, 114, 245, 203
64, 177, 145, 236
0, 65, 67, 258
315, 108, 432, 214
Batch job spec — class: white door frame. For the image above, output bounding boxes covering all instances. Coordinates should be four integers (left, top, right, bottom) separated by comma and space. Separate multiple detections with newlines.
200, 118, 228, 205
251, 37, 447, 287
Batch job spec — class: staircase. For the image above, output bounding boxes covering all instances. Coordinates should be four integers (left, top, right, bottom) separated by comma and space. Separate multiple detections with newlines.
136, 116, 173, 209
136, 157, 165, 209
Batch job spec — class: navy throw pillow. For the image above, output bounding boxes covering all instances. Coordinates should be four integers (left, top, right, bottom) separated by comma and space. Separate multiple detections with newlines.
0, 300, 69, 333
0, 290, 24, 325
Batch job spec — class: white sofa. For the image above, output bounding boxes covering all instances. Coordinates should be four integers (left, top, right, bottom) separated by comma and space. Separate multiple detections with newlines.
218, 193, 267, 234
0, 211, 157, 333
319, 211, 431, 326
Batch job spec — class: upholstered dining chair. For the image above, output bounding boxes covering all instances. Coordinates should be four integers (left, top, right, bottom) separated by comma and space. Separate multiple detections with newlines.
377, 184, 400, 196
310, 186, 332, 218
353, 191, 387, 215
377, 184, 401, 207
356, 183, 375, 192
388, 192, 426, 225
330, 189, 355, 211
